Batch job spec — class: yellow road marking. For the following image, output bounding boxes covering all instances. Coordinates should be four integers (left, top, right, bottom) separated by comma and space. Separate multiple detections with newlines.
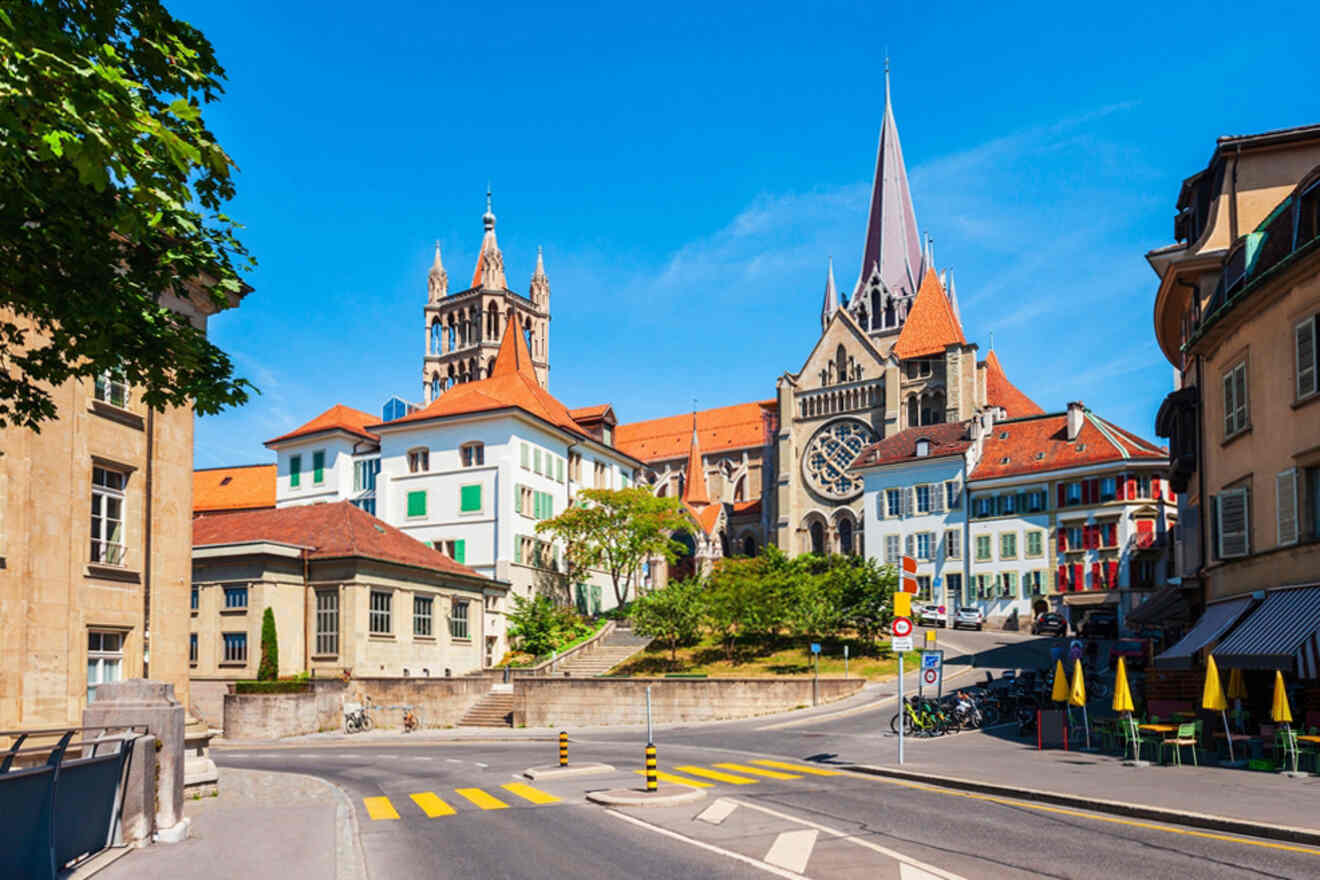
715, 762, 801, 780
502, 782, 560, 805
864, 774, 1320, 857
634, 769, 712, 788
455, 787, 509, 810
751, 760, 841, 776
409, 792, 455, 818
675, 765, 758, 785
362, 796, 399, 820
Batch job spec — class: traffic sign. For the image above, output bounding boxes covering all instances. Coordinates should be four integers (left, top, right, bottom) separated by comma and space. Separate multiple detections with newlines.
925, 629, 936, 646
918, 649, 944, 696
893, 591, 912, 619
923, 668, 938, 685
900, 555, 919, 594
892, 636, 914, 652
810, 642, 821, 655
1069, 639, 1084, 661
892, 617, 913, 638
921, 652, 940, 670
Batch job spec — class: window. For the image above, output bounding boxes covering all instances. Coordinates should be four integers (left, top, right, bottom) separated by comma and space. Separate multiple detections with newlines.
94, 371, 128, 408
1066, 526, 1083, 550
315, 589, 339, 655
884, 534, 900, 563
223, 585, 248, 609
191, 586, 198, 611
1001, 493, 1017, 515
408, 448, 430, 473
1065, 482, 1081, 506
414, 595, 434, 637
189, 633, 197, 665
460, 484, 482, 513
1027, 490, 1046, 513
521, 442, 530, 469
1000, 532, 1017, 559
451, 600, 470, 639
945, 481, 961, 510
1297, 315, 1317, 401
1025, 571, 1043, 595
290, 454, 302, 488
1100, 477, 1116, 502
886, 489, 901, 518
1304, 467, 1320, 541
534, 448, 542, 474
915, 532, 932, 560
916, 575, 932, 600
1216, 488, 1250, 558
1223, 361, 1249, 437
87, 630, 123, 701
1026, 530, 1043, 557
569, 452, 582, 482
90, 466, 127, 565
222, 632, 247, 664
1277, 469, 1299, 546
353, 458, 380, 492
556, 458, 564, 483
312, 450, 326, 484
407, 490, 427, 518
1000, 571, 1017, 598
594, 461, 608, 489
975, 573, 992, 599
369, 590, 392, 635
460, 442, 484, 468
945, 573, 962, 603
915, 485, 931, 514
975, 535, 991, 561
944, 529, 961, 559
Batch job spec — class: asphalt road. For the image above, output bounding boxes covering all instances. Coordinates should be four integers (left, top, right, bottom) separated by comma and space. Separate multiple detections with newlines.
214, 628, 1320, 879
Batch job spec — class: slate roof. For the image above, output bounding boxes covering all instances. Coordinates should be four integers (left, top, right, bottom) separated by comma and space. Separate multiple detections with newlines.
194, 464, 276, 513
851, 421, 973, 470
983, 350, 1045, 418
972, 410, 1166, 480
891, 268, 967, 359
193, 501, 485, 579
615, 400, 774, 463
266, 404, 380, 446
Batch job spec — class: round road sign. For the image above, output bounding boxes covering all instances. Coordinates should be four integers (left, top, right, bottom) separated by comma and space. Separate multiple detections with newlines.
923, 668, 938, 685
892, 617, 913, 638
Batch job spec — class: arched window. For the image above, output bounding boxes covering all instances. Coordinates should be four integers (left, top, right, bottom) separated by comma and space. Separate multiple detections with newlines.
836, 345, 847, 385
810, 521, 825, 555
430, 374, 441, 400
430, 320, 442, 355
524, 318, 533, 353
839, 518, 854, 555
469, 357, 477, 380
458, 317, 467, 348
488, 356, 496, 377
487, 302, 500, 338
743, 535, 756, 556
885, 300, 896, 327
446, 363, 456, 388
733, 475, 746, 502
447, 315, 457, 351
908, 395, 919, 427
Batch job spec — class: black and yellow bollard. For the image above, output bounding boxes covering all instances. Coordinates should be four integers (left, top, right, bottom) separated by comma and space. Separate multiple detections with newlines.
559, 730, 568, 767
644, 743, 658, 792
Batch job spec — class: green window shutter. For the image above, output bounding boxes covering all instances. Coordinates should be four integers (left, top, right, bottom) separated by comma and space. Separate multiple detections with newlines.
545, 493, 553, 519
556, 458, 564, 482
515, 535, 523, 563
453, 539, 465, 564
407, 490, 427, 517
313, 450, 325, 483
521, 443, 529, 468
460, 484, 482, 512
534, 449, 542, 474
290, 455, 301, 488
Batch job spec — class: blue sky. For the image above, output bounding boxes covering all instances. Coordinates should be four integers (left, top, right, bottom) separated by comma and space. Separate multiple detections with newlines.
181, 0, 1320, 467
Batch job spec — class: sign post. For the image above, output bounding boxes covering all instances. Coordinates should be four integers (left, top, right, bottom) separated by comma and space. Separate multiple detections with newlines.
844, 644, 849, 680
898, 650, 905, 765
811, 642, 821, 706
892, 615, 913, 765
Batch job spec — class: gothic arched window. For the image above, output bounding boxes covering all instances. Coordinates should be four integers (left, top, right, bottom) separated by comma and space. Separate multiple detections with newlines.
743, 535, 756, 557
430, 320, 442, 355
838, 518, 854, 555
835, 345, 847, 385
809, 521, 825, 556
430, 375, 441, 400
908, 395, 919, 427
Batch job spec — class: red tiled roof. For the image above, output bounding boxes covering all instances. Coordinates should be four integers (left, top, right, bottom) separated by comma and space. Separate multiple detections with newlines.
569, 404, 612, 420
193, 501, 485, 579
194, 464, 275, 513
683, 500, 722, 536
972, 410, 1166, 480
983, 350, 1045, 418
616, 400, 775, 462
892, 268, 967, 359
267, 404, 379, 446
851, 421, 972, 470
681, 415, 711, 507
731, 499, 762, 517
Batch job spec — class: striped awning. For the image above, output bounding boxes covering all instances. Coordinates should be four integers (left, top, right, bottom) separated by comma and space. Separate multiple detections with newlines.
1155, 597, 1253, 670
1213, 587, 1320, 675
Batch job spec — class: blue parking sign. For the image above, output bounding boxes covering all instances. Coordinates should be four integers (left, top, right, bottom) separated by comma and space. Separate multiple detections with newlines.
810, 643, 821, 654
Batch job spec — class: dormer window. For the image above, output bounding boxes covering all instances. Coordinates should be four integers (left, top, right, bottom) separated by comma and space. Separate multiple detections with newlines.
1000, 456, 1010, 465
916, 439, 930, 458
999, 432, 1009, 440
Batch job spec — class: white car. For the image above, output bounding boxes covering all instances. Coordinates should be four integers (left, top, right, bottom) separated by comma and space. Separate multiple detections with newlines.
953, 606, 985, 631
916, 603, 948, 627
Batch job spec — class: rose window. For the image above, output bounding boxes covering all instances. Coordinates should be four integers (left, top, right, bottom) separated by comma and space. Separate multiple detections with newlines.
801, 418, 875, 500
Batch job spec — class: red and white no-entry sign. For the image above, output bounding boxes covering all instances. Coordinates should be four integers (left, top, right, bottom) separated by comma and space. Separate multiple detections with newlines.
923, 668, 938, 685
892, 616, 913, 638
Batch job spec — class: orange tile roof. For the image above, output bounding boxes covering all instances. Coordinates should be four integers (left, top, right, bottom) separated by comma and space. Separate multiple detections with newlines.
194, 464, 276, 512
892, 268, 966, 359
615, 400, 775, 463
730, 499, 762, 517
193, 501, 486, 579
267, 403, 380, 446
851, 422, 973, 469
683, 500, 722, 536
983, 350, 1045, 418
972, 410, 1166, 480
681, 416, 711, 506
568, 404, 613, 421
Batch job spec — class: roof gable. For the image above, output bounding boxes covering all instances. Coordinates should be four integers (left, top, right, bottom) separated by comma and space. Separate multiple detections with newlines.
194, 464, 276, 512
891, 268, 966, 360
793, 307, 890, 385
983, 350, 1045, 418
852, 421, 972, 470
972, 410, 1166, 480
266, 403, 380, 447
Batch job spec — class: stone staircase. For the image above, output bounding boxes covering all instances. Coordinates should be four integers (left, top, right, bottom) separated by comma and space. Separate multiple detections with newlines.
556, 626, 653, 677
459, 686, 514, 728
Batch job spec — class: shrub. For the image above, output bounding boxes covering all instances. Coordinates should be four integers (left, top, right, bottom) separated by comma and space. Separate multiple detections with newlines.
258, 607, 279, 681
234, 680, 308, 694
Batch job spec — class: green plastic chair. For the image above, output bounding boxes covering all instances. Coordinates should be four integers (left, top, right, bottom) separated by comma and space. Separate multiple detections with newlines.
1275, 727, 1301, 773
1121, 718, 1157, 762
1161, 722, 1199, 767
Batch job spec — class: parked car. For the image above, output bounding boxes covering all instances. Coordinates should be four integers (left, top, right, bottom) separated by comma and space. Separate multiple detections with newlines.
1079, 611, 1118, 639
917, 603, 948, 628
953, 606, 984, 631
1031, 612, 1067, 637
1110, 638, 1152, 668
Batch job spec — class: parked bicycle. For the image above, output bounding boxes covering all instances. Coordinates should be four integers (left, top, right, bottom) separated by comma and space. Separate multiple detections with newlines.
891, 696, 956, 737
344, 695, 375, 734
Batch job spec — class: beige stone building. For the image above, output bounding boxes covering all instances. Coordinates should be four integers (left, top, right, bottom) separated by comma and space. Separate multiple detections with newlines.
0, 288, 243, 731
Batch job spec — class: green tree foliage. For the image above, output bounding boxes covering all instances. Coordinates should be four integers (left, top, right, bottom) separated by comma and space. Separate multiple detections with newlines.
535, 488, 689, 607
0, 1, 254, 429
703, 554, 783, 660
257, 607, 278, 681
506, 594, 593, 659
630, 578, 704, 661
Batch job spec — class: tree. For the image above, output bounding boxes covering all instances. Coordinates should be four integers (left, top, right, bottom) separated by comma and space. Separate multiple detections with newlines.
257, 607, 278, 681
0, 1, 254, 430
506, 594, 593, 658
535, 488, 689, 607
834, 556, 897, 648
703, 555, 784, 661
631, 578, 704, 662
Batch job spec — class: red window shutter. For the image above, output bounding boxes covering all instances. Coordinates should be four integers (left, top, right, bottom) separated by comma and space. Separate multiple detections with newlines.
1088, 479, 1100, 503
1057, 529, 1067, 552
1057, 484, 1066, 507
1126, 476, 1136, 500
1107, 560, 1118, 589
1080, 480, 1090, 505
1090, 562, 1101, 589
1058, 564, 1068, 590
1153, 478, 1163, 501
1106, 523, 1117, 546
1085, 524, 1095, 549
1137, 519, 1154, 535
1072, 564, 1083, 591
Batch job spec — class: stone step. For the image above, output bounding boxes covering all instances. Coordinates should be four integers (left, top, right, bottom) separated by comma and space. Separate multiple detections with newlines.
459, 692, 515, 727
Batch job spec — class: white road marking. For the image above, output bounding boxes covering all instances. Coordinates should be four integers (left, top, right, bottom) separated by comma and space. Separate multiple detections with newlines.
447, 759, 462, 763
604, 810, 806, 879
901, 864, 947, 880
696, 798, 738, 825
413, 756, 433, 761
763, 829, 817, 874
474, 762, 488, 768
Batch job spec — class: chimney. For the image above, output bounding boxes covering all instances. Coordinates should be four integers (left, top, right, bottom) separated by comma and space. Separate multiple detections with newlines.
1066, 401, 1085, 441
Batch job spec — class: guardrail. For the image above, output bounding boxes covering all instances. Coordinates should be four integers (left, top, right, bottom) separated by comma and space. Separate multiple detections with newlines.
0, 725, 145, 879
504, 619, 617, 678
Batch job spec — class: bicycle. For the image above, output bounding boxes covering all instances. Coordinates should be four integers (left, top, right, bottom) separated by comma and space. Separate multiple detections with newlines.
344, 696, 375, 734
402, 706, 419, 733
890, 696, 953, 737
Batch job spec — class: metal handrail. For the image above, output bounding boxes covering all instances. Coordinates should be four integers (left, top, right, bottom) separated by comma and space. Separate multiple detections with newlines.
0, 725, 148, 738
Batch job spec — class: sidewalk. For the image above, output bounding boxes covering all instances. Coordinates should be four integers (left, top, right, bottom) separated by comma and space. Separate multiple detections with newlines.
92, 768, 364, 880
848, 727, 1320, 842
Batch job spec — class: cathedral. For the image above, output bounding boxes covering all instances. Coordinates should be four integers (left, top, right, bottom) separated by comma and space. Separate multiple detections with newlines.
421, 73, 1041, 571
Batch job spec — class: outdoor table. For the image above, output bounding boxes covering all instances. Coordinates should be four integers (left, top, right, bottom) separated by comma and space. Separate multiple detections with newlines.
1139, 723, 1177, 734
1297, 735, 1320, 745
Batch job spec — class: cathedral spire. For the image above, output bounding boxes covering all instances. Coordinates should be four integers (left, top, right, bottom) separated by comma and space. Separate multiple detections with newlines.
472, 187, 507, 290
682, 411, 710, 508
820, 257, 839, 331
946, 267, 962, 327
427, 240, 448, 301
529, 245, 550, 308
854, 65, 924, 302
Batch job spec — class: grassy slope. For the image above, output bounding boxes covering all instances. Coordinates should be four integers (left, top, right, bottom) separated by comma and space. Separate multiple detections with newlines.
608, 633, 921, 681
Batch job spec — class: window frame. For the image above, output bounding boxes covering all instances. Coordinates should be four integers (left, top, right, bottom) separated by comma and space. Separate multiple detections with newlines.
884, 534, 900, 564
459, 483, 483, 514
90, 465, 128, 566
221, 631, 248, 664
886, 489, 901, 518
1000, 532, 1017, 560
312, 449, 326, 485
460, 442, 485, 468
223, 585, 249, 609
915, 484, 931, 514
915, 531, 932, 561
315, 589, 339, 655
407, 447, 430, 474
87, 629, 125, 702
944, 529, 961, 560
1216, 487, 1251, 559
413, 594, 434, 638
93, 370, 129, 409
1025, 530, 1043, 558
406, 489, 427, 519
450, 600, 470, 640
1296, 314, 1317, 402
1222, 360, 1249, 439
975, 534, 992, 561
369, 590, 393, 636
289, 454, 302, 488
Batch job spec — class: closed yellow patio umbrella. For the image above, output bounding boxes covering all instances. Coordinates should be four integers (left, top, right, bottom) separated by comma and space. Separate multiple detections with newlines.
1271, 670, 1293, 724
1051, 659, 1070, 703
1070, 658, 1092, 750
1112, 656, 1135, 714
1227, 667, 1247, 699
1202, 655, 1235, 763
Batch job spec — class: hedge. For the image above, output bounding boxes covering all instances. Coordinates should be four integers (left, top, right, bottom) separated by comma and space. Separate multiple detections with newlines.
234, 680, 309, 694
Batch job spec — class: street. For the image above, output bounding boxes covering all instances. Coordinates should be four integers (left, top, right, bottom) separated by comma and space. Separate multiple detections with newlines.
205, 629, 1320, 879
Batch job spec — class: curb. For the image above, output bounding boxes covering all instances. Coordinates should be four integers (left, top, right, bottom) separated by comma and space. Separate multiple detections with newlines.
844, 764, 1320, 847
524, 763, 615, 780
586, 787, 707, 808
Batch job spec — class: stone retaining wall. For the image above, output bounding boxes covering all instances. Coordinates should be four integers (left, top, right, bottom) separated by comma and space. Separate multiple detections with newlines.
513, 677, 864, 728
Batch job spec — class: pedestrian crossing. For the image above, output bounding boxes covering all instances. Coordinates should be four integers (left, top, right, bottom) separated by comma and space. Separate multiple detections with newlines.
634, 759, 842, 789
363, 782, 557, 820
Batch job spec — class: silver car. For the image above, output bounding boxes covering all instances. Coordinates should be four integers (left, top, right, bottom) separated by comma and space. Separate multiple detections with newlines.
953, 606, 984, 631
